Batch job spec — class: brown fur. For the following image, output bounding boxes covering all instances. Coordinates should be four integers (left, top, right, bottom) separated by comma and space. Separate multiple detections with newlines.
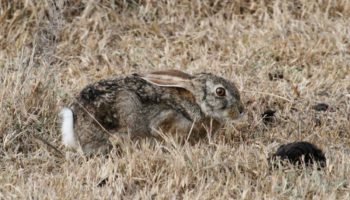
64, 71, 243, 155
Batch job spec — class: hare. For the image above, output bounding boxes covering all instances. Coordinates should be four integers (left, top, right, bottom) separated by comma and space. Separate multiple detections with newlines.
60, 70, 244, 155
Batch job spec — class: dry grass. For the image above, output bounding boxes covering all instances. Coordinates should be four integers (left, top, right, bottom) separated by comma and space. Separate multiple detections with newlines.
0, 0, 350, 199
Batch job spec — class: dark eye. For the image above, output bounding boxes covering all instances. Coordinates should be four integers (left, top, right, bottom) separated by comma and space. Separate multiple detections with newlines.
215, 87, 226, 96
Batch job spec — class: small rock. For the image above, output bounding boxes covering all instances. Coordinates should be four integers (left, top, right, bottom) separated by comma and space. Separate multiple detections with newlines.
268, 71, 284, 81
313, 117, 322, 127
312, 103, 329, 111
269, 141, 326, 168
261, 109, 276, 124
97, 178, 108, 187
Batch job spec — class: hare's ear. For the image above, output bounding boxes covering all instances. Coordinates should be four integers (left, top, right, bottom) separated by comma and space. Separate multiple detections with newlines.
140, 70, 194, 90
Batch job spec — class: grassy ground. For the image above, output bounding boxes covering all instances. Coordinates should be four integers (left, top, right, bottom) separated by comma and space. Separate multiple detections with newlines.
0, 0, 349, 199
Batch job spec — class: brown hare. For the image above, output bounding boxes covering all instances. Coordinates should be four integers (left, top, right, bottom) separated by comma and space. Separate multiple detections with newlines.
60, 70, 244, 155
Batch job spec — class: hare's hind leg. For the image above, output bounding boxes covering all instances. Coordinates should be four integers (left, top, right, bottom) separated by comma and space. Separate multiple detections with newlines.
149, 109, 193, 137
115, 90, 151, 139
76, 122, 112, 156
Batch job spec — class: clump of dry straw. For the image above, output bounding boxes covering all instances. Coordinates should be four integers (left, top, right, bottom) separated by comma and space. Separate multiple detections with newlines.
0, 0, 349, 199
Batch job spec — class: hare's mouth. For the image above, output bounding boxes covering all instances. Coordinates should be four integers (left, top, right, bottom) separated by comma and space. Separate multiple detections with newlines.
224, 107, 244, 121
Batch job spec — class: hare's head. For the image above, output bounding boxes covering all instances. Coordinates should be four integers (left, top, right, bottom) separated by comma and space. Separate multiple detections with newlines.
141, 70, 244, 123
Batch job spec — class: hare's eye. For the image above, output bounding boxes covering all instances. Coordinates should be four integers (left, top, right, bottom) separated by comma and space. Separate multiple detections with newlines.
215, 87, 226, 97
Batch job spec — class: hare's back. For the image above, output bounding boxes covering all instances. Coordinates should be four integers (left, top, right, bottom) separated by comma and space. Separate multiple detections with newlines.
73, 74, 180, 136
77, 74, 162, 106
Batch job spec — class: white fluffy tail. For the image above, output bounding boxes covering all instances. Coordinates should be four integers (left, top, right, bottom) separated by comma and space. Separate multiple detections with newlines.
59, 108, 78, 149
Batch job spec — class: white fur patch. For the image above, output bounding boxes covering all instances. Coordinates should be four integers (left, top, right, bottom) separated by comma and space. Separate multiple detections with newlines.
59, 108, 78, 149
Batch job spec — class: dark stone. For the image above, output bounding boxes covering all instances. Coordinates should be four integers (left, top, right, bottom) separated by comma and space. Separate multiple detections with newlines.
313, 117, 322, 127
312, 103, 329, 111
270, 141, 326, 168
97, 178, 108, 187
262, 109, 276, 124
268, 71, 284, 81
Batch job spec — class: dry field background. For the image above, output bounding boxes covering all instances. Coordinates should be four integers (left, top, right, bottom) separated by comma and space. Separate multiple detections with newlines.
0, 0, 350, 199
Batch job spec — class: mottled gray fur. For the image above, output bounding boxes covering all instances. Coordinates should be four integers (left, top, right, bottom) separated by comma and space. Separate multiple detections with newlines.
62, 70, 244, 155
